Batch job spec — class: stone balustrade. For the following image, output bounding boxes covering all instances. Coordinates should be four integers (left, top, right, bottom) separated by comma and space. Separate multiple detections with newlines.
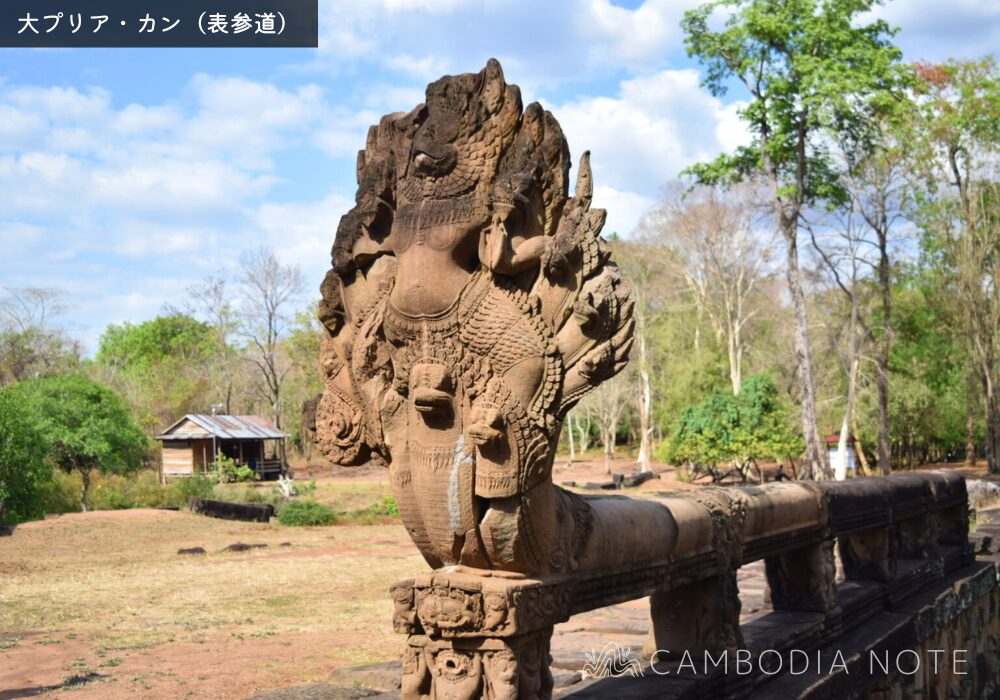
390, 471, 978, 699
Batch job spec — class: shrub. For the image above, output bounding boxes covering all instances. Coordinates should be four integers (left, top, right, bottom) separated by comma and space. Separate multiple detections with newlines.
90, 471, 167, 510
0, 389, 51, 524
212, 454, 257, 483
277, 500, 336, 526
166, 475, 216, 507
37, 470, 82, 515
345, 495, 400, 524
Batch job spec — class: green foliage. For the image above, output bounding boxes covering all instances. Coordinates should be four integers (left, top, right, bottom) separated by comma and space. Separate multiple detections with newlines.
89, 471, 169, 510
4, 374, 148, 509
0, 389, 52, 523
277, 500, 336, 526
95, 314, 218, 433
210, 454, 257, 483
681, 0, 909, 207
164, 475, 216, 506
663, 375, 803, 468
97, 315, 214, 370
345, 495, 400, 524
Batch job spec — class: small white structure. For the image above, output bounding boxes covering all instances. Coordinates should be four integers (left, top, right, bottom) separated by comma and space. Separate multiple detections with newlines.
825, 434, 857, 480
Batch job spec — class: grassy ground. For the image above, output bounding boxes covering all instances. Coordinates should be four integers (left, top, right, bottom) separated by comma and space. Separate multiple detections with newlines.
0, 496, 424, 699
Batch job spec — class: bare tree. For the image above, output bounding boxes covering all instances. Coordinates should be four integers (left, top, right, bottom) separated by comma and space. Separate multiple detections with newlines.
648, 184, 776, 396
834, 127, 910, 475
237, 248, 304, 431
580, 374, 630, 475
613, 238, 674, 471
808, 206, 876, 480
183, 277, 241, 414
0, 287, 78, 385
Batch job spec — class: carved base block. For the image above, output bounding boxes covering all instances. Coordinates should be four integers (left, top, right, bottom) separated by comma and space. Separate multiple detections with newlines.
764, 539, 838, 613
643, 572, 743, 659
402, 630, 553, 700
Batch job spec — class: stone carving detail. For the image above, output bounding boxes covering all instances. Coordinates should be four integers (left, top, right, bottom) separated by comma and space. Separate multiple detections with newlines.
312, 59, 976, 700
402, 632, 553, 700
314, 58, 634, 577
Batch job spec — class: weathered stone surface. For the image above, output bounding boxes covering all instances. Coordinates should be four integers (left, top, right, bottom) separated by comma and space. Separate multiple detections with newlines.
310, 56, 989, 700
313, 57, 644, 579
188, 498, 274, 523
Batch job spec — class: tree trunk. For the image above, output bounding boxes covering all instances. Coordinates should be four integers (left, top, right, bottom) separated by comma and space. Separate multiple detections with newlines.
566, 413, 576, 464
578, 414, 592, 453
782, 223, 831, 480
636, 335, 652, 472
727, 327, 743, 395
876, 232, 892, 475
603, 424, 613, 475
851, 418, 873, 476
966, 371, 977, 466
79, 468, 90, 513
985, 367, 1000, 474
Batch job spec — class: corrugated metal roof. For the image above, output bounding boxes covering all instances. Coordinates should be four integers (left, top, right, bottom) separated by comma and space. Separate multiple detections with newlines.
156, 414, 287, 441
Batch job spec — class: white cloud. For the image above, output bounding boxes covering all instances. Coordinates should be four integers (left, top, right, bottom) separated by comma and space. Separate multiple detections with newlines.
553, 69, 751, 213
313, 0, 696, 90
253, 192, 355, 289
865, 0, 1000, 59
591, 185, 656, 239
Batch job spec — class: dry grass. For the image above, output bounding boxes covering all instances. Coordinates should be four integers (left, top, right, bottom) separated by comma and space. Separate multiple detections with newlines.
0, 508, 426, 698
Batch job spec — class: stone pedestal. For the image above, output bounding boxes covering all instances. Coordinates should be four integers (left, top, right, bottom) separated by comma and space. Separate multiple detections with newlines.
391, 571, 573, 700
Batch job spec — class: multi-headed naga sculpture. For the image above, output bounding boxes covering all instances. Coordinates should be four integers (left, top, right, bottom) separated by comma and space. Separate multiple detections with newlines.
311, 59, 977, 700
313, 58, 673, 577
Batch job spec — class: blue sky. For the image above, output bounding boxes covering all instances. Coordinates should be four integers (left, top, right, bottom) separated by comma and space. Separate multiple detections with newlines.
2, 0, 998, 353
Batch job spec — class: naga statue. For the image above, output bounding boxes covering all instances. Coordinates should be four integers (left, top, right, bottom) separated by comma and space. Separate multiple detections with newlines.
313, 58, 672, 577
309, 59, 975, 700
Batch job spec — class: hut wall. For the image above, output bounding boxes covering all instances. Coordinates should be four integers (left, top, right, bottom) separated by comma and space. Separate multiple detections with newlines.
162, 443, 194, 477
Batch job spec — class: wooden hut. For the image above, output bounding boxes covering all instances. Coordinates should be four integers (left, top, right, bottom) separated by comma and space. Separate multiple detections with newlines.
156, 414, 287, 481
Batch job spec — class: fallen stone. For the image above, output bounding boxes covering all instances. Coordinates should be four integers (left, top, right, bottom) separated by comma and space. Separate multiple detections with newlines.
224, 543, 268, 552
177, 547, 206, 556
622, 471, 658, 488
552, 669, 584, 688
279, 542, 293, 547
189, 497, 274, 523
329, 660, 401, 692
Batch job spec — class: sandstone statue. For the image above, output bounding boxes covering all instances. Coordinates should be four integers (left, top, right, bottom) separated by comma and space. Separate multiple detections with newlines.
310, 59, 975, 700
314, 58, 672, 578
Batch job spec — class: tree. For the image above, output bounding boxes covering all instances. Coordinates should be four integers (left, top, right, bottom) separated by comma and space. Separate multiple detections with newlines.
808, 203, 878, 479
681, 0, 908, 479
282, 305, 325, 458
841, 141, 909, 475
614, 238, 675, 471
238, 247, 305, 431
0, 287, 79, 386
664, 374, 802, 479
0, 389, 51, 524
95, 314, 216, 431
182, 277, 242, 414
579, 374, 630, 474
646, 183, 776, 396
904, 57, 1000, 474
6, 374, 148, 511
